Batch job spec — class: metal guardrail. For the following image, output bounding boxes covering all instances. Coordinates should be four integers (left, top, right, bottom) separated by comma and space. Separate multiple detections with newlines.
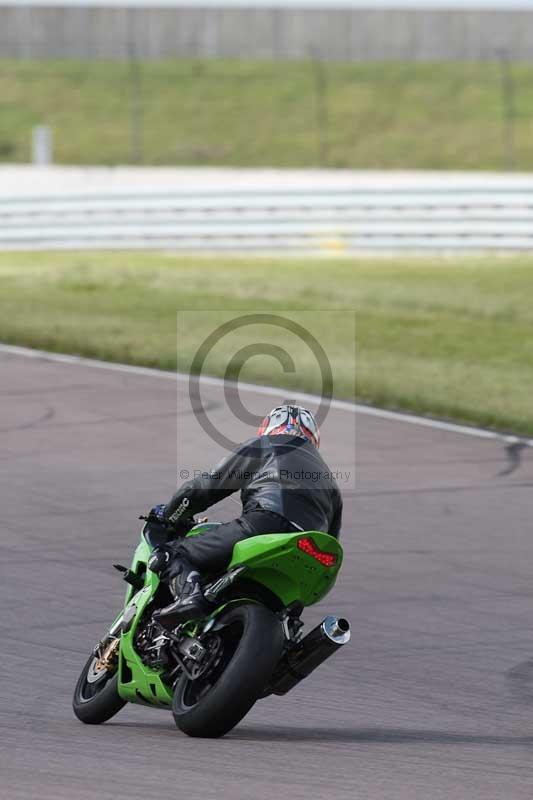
1, 186, 533, 251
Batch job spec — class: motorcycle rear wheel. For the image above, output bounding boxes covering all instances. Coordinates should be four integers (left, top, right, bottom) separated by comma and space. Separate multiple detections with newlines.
172, 602, 284, 738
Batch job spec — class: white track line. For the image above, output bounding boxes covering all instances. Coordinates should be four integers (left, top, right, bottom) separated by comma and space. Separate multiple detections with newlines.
1, 342, 531, 447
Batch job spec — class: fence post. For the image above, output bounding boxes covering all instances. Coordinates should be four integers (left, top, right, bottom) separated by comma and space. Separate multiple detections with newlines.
309, 49, 329, 167
32, 126, 53, 166
498, 49, 516, 172
128, 8, 144, 165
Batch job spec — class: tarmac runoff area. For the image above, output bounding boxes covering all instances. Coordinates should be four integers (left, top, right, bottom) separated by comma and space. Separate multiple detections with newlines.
2, 346, 533, 799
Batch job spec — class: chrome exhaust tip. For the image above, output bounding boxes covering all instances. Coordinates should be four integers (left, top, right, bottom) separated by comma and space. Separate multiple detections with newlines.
322, 615, 351, 645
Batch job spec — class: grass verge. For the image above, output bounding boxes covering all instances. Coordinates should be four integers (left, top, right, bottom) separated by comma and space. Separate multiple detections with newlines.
0, 251, 532, 436
2, 59, 533, 169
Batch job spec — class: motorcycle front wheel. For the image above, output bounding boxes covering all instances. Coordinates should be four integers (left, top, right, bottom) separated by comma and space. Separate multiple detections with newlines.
172, 602, 284, 738
72, 647, 126, 724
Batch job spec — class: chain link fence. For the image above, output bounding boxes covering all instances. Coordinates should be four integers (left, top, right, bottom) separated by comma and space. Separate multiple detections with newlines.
1, 54, 533, 170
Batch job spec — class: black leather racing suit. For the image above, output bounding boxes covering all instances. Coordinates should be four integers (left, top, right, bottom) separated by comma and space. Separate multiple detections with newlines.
163, 434, 343, 573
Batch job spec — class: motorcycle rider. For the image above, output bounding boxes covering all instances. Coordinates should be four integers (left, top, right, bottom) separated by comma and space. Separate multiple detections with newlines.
147, 405, 343, 625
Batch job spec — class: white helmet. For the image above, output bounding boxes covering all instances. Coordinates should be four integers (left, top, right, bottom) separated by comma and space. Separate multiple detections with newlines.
257, 405, 320, 448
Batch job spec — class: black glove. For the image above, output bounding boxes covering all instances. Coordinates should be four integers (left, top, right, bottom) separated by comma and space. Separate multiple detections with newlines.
143, 504, 196, 536
146, 504, 168, 526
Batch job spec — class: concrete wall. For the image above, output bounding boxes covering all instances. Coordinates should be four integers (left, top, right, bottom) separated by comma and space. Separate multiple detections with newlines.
1, 5, 533, 61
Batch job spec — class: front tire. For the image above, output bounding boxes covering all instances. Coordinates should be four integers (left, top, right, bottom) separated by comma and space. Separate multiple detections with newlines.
172, 603, 284, 738
72, 652, 126, 724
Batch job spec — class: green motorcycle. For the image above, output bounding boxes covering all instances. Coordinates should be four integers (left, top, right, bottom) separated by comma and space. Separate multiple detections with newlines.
73, 521, 350, 738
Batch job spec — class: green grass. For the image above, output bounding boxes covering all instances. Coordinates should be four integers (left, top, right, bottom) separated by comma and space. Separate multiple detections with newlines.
1, 251, 533, 436
2, 59, 533, 169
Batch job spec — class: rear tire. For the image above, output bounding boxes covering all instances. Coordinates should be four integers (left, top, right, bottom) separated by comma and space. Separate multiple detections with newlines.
72, 652, 126, 724
172, 603, 284, 738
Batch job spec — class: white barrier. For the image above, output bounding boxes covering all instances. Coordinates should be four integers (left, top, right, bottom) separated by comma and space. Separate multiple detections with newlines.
1, 185, 533, 251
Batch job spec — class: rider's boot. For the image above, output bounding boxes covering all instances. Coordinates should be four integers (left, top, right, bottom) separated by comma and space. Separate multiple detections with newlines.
152, 558, 211, 626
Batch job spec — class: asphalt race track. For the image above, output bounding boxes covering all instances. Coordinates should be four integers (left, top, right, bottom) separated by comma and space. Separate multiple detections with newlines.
2, 348, 533, 799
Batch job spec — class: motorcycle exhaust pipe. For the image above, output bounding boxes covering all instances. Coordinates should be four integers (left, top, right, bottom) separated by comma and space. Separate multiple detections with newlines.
269, 616, 350, 696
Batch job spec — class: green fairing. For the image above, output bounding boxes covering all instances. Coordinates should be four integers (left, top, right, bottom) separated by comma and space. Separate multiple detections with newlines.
117, 524, 343, 707
229, 531, 342, 606
118, 534, 173, 707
